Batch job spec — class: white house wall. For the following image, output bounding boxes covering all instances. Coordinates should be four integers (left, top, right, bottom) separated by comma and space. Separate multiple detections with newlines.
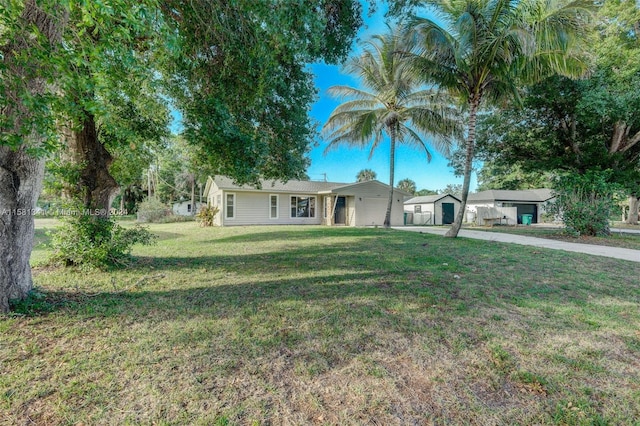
405, 203, 435, 225
331, 181, 407, 226
207, 187, 224, 226
218, 191, 323, 226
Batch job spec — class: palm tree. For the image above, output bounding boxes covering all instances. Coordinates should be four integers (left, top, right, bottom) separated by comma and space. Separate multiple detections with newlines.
404, 0, 592, 237
323, 28, 459, 227
356, 168, 378, 182
397, 178, 417, 195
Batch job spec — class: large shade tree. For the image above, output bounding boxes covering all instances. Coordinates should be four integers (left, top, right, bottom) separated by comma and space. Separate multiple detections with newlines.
0, 0, 377, 312
323, 28, 459, 227
404, 0, 592, 237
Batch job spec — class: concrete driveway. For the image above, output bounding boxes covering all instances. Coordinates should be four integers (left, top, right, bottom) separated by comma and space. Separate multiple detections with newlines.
393, 226, 640, 263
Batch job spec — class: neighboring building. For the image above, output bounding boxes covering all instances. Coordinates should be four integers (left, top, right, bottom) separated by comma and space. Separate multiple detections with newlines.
203, 176, 411, 227
404, 194, 462, 225
172, 200, 203, 216
466, 189, 554, 224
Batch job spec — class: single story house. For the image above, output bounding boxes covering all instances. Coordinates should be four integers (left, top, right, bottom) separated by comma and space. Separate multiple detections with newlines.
404, 194, 462, 225
203, 176, 411, 227
172, 200, 203, 216
466, 189, 554, 224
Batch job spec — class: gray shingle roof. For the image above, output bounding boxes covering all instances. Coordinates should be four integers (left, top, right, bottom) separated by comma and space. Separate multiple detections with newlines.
467, 188, 553, 203
212, 176, 346, 193
405, 193, 461, 204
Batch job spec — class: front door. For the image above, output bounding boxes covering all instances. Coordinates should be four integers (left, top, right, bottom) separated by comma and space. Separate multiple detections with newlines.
334, 196, 346, 224
442, 202, 455, 224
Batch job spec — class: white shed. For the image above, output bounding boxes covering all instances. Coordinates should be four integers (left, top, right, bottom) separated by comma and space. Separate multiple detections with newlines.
172, 201, 202, 216
404, 194, 462, 225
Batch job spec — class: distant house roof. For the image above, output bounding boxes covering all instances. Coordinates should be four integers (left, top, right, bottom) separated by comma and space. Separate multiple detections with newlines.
205, 176, 411, 196
405, 193, 461, 204
209, 176, 344, 194
467, 189, 554, 203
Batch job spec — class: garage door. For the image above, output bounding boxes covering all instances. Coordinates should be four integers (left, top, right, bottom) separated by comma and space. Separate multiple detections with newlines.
358, 198, 387, 226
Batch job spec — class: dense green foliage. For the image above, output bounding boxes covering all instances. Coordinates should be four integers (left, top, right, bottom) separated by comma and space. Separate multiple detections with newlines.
548, 171, 621, 236
475, 1, 640, 195
49, 212, 156, 269
136, 197, 170, 223
162, 0, 372, 186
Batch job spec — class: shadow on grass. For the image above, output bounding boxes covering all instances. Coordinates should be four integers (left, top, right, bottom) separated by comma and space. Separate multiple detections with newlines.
201, 226, 387, 244
18, 226, 640, 322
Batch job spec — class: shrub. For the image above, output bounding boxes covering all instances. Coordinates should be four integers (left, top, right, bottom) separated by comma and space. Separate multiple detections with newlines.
49, 213, 157, 269
548, 171, 621, 236
136, 197, 170, 223
196, 205, 219, 227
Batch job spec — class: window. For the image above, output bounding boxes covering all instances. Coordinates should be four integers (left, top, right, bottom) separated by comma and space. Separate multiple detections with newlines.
269, 194, 278, 219
187, 204, 192, 213
414, 205, 422, 213
290, 196, 316, 218
226, 193, 235, 219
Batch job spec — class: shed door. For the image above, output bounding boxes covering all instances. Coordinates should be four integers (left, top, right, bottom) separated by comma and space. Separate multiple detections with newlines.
442, 202, 455, 224
334, 196, 346, 224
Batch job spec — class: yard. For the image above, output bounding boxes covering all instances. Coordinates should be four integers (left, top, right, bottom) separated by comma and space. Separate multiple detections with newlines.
2, 220, 640, 425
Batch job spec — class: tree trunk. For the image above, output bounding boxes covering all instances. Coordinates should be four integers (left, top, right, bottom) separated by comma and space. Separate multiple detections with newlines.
628, 194, 639, 225
445, 96, 480, 238
384, 128, 397, 228
0, 149, 45, 313
64, 112, 119, 217
0, 1, 68, 312
190, 175, 196, 215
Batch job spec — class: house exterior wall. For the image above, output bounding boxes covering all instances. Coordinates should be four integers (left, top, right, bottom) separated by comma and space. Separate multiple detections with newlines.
353, 196, 404, 226
331, 181, 407, 226
212, 190, 323, 226
206, 178, 408, 227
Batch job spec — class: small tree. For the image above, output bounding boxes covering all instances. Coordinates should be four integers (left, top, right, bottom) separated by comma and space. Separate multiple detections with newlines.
397, 178, 417, 195
548, 171, 621, 236
196, 205, 219, 227
356, 169, 378, 182
49, 203, 156, 269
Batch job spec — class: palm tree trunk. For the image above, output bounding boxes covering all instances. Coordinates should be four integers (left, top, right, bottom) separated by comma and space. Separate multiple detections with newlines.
445, 96, 480, 238
384, 128, 397, 228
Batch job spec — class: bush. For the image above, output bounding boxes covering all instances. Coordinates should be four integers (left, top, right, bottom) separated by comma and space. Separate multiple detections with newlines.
49, 213, 157, 269
136, 197, 170, 223
196, 205, 219, 227
548, 171, 621, 236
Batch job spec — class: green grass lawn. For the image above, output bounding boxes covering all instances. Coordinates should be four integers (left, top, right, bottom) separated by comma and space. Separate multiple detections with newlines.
2, 221, 640, 425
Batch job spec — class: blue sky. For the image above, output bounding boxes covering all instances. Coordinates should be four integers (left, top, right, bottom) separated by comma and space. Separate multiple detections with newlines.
305, 5, 477, 192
